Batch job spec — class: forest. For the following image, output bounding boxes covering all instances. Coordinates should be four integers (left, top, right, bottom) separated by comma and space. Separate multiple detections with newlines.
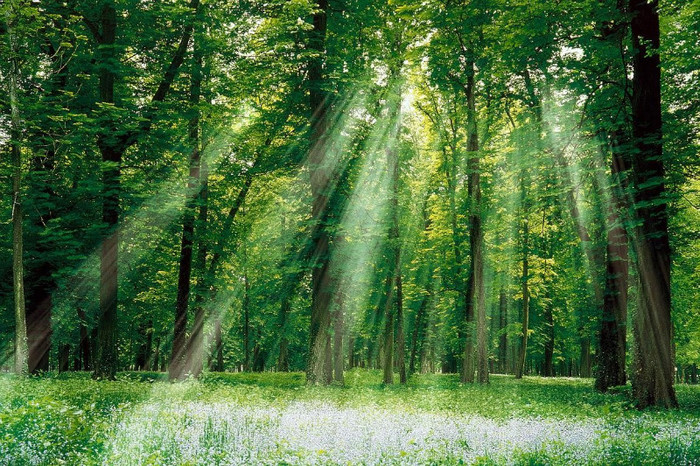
1, 0, 699, 464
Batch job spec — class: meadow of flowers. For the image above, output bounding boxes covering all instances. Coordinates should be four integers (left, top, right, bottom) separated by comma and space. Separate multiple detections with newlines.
0, 371, 698, 465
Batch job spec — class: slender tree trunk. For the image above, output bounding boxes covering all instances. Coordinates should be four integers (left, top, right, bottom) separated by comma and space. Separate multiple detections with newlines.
409, 289, 429, 376
187, 27, 207, 379
396, 264, 407, 384
579, 337, 592, 377
7, 5, 27, 376
76, 308, 91, 370
445, 142, 467, 376
143, 320, 153, 370
210, 318, 223, 372
169, 33, 203, 379
410, 199, 433, 376
498, 287, 507, 373
382, 81, 403, 385
382, 287, 395, 384
135, 320, 150, 370
306, 0, 333, 386
627, 0, 677, 408
463, 58, 488, 384
169, 148, 200, 379
277, 298, 291, 372
333, 285, 345, 384
89, 0, 197, 380
243, 270, 250, 371
542, 229, 554, 377
93, 2, 119, 380
515, 181, 530, 379
85, 0, 196, 379
189, 168, 208, 377
597, 134, 630, 390
332, 239, 346, 384
58, 344, 70, 372
197, 174, 252, 369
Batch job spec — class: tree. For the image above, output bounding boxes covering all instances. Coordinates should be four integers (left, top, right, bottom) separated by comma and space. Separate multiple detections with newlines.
85, 0, 199, 379
4, 0, 28, 376
627, 0, 677, 408
306, 0, 333, 385
170, 17, 204, 381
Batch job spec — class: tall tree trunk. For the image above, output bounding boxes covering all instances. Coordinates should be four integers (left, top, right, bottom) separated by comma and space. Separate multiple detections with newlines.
277, 297, 291, 372
515, 177, 530, 379
396, 264, 406, 384
596, 134, 630, 391
627, 0, 677, 408
347, 336, 355, 369
58, 344, 70, 372
382, 79, 403, 385
542, 228, 554, 377
187, 26, 207, 379
446, 141, 467, 376
135, 320, 152, 370
409, 286, 429, 376
498, 287, 508, 373
188, 170, 208, 377
169, 29, 203, 379
196, 173, 253, 369
89, 0, 198, 380
76, 308, 91, 370
463, 57, 488, 384
332, 237, 346, 384
382, 285, 395, 384
169, 121, 201, 379
333, 285, 345, 384
7, 4, 28, 376
410, 198, 434, 376
243, 270, 250, 371
93, 2, 119, 380
579, 336, 592, 377
209, 319, 223, 372
306, 0, 333, 386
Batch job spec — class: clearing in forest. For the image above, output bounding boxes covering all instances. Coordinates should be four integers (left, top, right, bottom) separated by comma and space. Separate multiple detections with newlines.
1, 371, 699, 465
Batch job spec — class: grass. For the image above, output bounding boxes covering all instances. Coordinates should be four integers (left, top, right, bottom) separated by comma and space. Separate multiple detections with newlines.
0, 370, 698, 465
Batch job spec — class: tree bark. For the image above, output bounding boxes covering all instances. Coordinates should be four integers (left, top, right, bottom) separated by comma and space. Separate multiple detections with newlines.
76, 308, 91, 370
382, 77, 403, 385
382, 285, 395, 384
277, 296, 291, 372
627, 0, 677, 408
187, 24, 207, 379
93, 2, 119, 380
396, 263, 407, 384
7, 3, 27, 376
209, 319, 223, 372
596, 134, 630, 391
58, 344, 70, 372
463, 57, 488, 384
243, 270, 250, 371
515, 178, 530, 379
170, 23, 204, 380
333, 288, 345, 384
306, 0, 333, 386
498, 287, 508, 373
89, 0, 199, 380
543, 231, 554, 377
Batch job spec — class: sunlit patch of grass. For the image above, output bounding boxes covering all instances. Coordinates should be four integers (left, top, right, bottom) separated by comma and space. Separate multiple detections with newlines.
0, 371, 698, 464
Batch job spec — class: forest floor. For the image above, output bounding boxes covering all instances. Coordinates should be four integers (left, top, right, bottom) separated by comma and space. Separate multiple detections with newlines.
0, 370, 699, 465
